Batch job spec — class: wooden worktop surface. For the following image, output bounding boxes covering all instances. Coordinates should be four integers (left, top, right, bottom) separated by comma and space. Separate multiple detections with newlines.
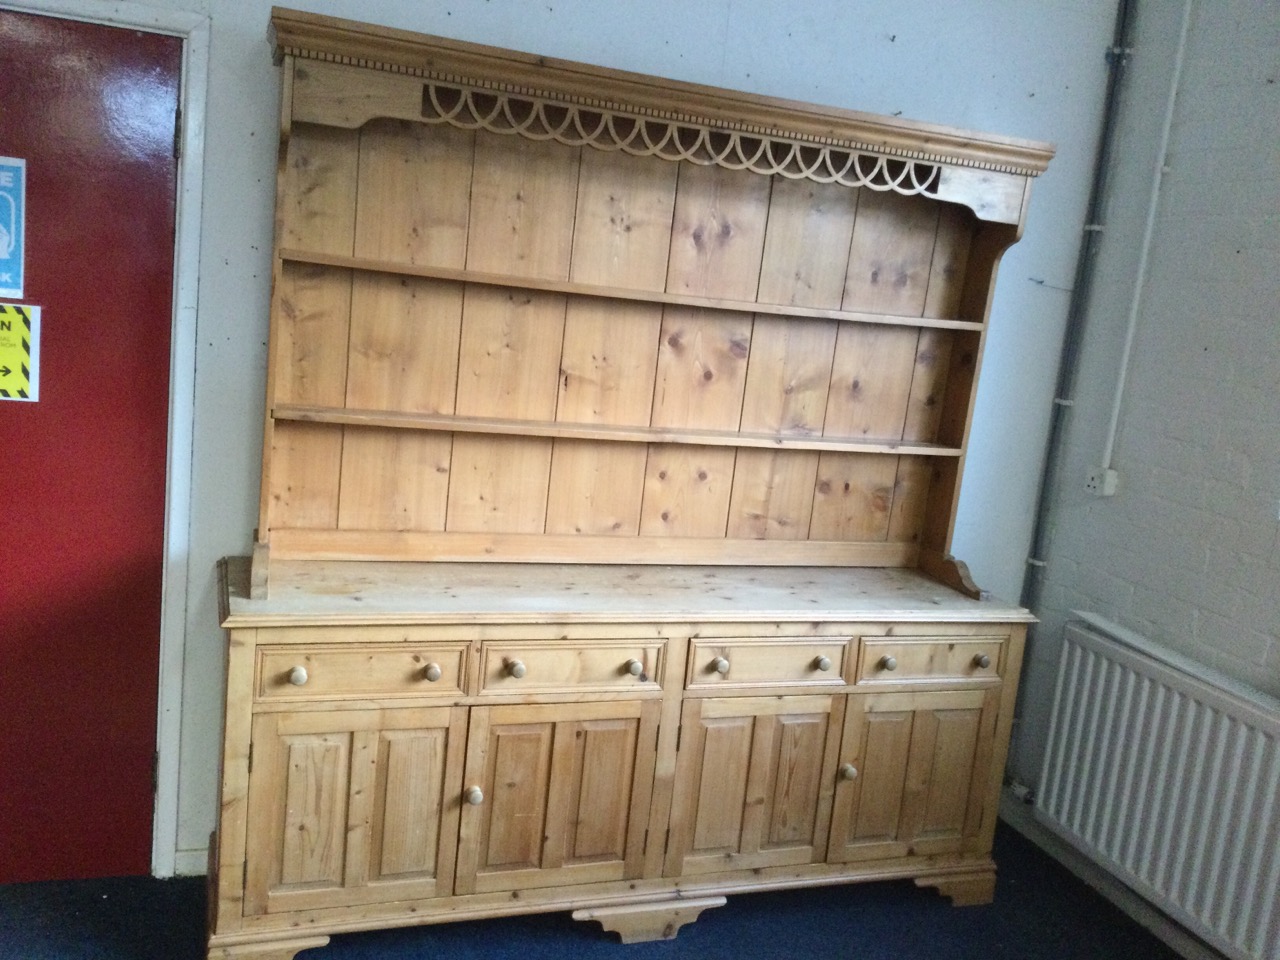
220, 558, 1032, 627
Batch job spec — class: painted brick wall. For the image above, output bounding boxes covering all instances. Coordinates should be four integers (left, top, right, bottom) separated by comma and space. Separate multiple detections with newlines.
1011, 0, 1280, 784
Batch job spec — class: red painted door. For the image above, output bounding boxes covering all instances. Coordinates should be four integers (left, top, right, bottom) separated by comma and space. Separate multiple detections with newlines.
0, 11, 181, 881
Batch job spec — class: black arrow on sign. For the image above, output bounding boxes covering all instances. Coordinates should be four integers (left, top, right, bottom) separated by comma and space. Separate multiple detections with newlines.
0, 366, 10, 377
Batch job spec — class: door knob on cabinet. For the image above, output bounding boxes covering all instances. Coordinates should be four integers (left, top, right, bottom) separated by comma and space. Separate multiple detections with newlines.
625, 658, 645, 677
288, 666, 309, 686
711, 656, 731, 675
423, 662, 443, 682
814, 655, 832, 672
839, 763, 859, 781
504, 658, 527, 679
973, 653, 992, 669
878, 655, 898, 672
464, 786, 484, 806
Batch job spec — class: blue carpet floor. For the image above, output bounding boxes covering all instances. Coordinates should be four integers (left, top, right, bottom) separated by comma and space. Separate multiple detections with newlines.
0, 824, 1184, 960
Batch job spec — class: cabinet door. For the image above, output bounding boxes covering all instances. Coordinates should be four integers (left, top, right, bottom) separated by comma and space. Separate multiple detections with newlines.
828, 688, 999, 862
665, 695, 844, 877
455, 700, 660, 895
244, 706, 467, 915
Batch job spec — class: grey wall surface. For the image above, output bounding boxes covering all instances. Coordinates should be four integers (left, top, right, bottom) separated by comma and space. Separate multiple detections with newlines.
1010, 0, 1280, 786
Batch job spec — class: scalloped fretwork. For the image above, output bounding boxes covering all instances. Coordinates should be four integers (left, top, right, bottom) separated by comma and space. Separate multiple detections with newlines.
421, 80, 941, 196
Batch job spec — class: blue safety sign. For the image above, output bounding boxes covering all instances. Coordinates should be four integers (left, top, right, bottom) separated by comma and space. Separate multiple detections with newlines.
0, 157, 26, 300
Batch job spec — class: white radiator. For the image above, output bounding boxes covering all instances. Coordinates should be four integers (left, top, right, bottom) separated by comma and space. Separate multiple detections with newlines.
1036, 615, 1280, 960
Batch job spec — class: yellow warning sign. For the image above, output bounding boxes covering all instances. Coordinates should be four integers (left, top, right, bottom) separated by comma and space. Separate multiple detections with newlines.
0, 302, 39, 402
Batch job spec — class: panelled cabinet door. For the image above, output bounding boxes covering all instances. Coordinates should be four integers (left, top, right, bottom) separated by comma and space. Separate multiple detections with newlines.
828, 688, 1000, 863
455, 700, 660, 895
243, 706, 467, 915
665, 695, 844, 877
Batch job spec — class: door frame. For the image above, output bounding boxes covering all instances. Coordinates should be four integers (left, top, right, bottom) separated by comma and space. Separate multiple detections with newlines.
0, 0, 209, 878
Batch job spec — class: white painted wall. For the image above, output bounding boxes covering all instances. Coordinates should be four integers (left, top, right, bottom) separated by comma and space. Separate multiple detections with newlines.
94, 0, 1115, 873
1010, 0, 1280, 786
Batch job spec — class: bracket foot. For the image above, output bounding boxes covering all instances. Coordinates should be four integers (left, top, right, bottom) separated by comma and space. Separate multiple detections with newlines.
573, 896, 727, 943
915, 870, 996, 906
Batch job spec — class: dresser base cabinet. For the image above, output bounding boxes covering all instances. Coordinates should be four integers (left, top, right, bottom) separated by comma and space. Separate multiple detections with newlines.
207, 560, 1030, 959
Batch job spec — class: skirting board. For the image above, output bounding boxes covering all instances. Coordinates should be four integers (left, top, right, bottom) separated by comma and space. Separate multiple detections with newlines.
998, 789, 1226, 960
175, 848, 208, 877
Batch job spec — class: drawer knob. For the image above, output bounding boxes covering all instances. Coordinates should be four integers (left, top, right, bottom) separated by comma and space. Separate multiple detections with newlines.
504, 658, 527, 679
423, 662, 443, 682
711, 656, 731, 675
464, 786, 484, 806
839, 763, 859, 781
814, 655, 832, 672
878, 655, 898, 672
973, 653, 992, 670
288, 666, 309, 686
625, 658, 645, 677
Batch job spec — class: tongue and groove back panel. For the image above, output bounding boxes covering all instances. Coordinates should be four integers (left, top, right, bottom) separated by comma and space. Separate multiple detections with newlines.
257, 30, 1049, 577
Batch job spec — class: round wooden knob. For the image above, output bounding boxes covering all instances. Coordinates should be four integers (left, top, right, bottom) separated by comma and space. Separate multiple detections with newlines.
839, 763, 859, 781
814, 655, 832, 672
288, 666, 308, 686
878, 655, 898, 672
711, 656, 731, 675
464, 786, 484, 806
423, 662, 443, 682
505, 658, 527, 679
973, 653, 992, 669
625, 658, 644, 677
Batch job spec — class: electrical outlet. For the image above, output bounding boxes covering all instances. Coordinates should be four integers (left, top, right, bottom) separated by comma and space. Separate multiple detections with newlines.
1085, 467, 1119, 497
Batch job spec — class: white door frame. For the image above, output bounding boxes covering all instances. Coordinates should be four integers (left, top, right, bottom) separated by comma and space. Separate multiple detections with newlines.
0, 0, 208, 878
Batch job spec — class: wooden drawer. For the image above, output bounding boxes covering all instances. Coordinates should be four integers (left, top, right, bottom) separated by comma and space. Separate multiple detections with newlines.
478, 639, 665, 695
854, 635, 1004, 685
256, 643, 468, 701
685, 637, 849, 690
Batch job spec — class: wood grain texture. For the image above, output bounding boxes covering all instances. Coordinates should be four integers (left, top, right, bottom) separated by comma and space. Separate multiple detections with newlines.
276, 404, 960, 457
666, 164, 770, 301
337, 429, 451, 532
354, 119, 473, 266
446, 435, 553, 534
650, 308, 752, 431
269, 420, 343, 530
901, 330, 953, 444
887, 455, 934, 545
570, 148, 677, 291
345, 275, 462, 413
808, 453, 900, 542
267, 277, 349, 532
268, 125, 358, 537
455, 288, 567, 420
757, 179, 859, 309
269, 529, 919, 567
545, 440, 646, 536
922, 204, 974, 319
281, 125, 358, 256
639, 445, 735, 538
843, 189, 940, 317
282, 247, 986, 333
725, 449, 819, 541
467, 133, 580, 279
667, 695, 842, 876
557, 300, 662, 427
221, 556, 1034, 623
739, 317, 837, 436
274, 266, 352, 408
823, 324, 920, 440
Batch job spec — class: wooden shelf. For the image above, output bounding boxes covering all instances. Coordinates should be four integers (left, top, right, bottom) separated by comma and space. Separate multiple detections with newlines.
273, 404, 965, 458
278, 248, 986, 333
